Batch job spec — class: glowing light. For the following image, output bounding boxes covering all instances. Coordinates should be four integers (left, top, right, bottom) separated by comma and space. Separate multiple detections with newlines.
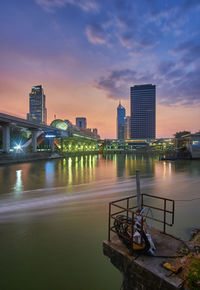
14, 170, 23, 193
45, 161, 55, 187
68, 158, 72, 184
14, 144, 22, 152
68, 157, 72, 167
45, 134, 56, 138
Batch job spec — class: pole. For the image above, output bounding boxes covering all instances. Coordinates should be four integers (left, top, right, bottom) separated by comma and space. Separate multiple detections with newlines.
136, 170, 141, 211
31, 130, 38, 153
2, 124, 10, 153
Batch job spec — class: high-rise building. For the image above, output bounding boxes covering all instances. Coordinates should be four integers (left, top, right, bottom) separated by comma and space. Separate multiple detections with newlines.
124, 116, 131, 139
117, 102, 126, 139
130, 84, 156, 139
76, 117, 87, 129
27, 85, 47, 124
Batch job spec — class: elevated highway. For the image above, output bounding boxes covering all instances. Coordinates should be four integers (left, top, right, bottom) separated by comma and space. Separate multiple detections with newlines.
0, 112, 68, 153
0, 113, 99, 153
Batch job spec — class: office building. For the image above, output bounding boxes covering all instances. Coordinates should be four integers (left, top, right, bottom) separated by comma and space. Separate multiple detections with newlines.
124, 116, 131, 139
130, 84, 156, 139
117, 102, 126, 139
27, 85, 47, 124
76, 117, 87, 129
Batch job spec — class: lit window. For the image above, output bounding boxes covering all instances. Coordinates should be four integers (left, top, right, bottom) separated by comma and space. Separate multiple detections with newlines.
192, 141, 199, 145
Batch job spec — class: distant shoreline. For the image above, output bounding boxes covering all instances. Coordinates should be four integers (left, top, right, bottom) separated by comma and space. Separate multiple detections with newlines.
0, 150, 164, 166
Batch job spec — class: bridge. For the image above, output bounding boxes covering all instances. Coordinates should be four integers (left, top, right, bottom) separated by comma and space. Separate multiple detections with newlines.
0, 113, 99, 153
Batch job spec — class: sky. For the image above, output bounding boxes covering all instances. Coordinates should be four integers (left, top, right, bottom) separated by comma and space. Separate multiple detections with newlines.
0, 0, 200, 139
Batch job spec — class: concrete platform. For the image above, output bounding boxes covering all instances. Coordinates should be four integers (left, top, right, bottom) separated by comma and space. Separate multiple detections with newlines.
103, 228, 186, 289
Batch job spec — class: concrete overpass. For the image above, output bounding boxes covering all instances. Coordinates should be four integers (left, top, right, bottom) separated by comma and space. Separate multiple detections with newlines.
0, 112, 68, 153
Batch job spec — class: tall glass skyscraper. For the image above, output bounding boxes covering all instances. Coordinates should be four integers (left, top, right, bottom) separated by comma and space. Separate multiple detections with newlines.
117, 102, 126, 139
130, 84, 156, 139
27, 85, 47, 124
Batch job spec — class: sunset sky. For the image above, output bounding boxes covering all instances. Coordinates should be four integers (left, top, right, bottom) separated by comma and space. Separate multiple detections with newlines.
0, 0, 200, 139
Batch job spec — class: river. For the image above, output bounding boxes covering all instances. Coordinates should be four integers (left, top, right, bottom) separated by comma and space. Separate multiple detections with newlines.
0, 154, 200, 290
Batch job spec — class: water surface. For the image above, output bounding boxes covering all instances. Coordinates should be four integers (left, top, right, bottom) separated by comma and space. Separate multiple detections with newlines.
0, 154, 200, 290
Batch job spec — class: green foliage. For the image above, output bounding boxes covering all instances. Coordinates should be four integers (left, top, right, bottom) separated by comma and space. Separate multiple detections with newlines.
186, 259, 200, 290
174, 131, 191, 138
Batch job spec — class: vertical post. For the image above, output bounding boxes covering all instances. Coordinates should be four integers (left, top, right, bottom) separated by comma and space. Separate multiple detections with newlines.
130, 212, 134, 256
127, 198, 129, 220
2, 124, 10, 153
50, 138, 55, 152
136, 170, 141, 211
141, 193, 144, 210
108, 203, 111, 242
31, 130, 38, 153
172, 200, 175, 225
60, 138, 63, 152
163, 199, 166, 233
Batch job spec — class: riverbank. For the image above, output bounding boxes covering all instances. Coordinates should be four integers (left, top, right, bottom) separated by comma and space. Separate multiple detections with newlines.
0, 152, 62, 165
0, 151, 102, 165
0, 150, 164, 166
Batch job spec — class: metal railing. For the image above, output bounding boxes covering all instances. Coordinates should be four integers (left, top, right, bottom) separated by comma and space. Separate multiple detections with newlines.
108, 194, 175, 245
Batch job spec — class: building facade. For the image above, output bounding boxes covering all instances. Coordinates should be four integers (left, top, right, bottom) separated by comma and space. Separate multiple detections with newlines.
93, 128, 98, 135
27, 85, 47, 124
124, 116, 131, 139
76, 117, 87, 129
117, 102, 126, 139
130, 84, 156, 139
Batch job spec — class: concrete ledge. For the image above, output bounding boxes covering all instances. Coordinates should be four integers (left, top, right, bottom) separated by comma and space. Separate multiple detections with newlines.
103, 229, 185, 290
0, 152, 61, 165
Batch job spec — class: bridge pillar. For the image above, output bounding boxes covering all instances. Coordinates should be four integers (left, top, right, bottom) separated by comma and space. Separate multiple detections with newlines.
61, 138, 64, 152
50, 138, 55, 152
31, 130, 38, 153
2, 124, 10, 153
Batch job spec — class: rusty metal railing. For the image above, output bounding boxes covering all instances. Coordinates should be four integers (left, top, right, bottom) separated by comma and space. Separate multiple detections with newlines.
108, 194, 175, 244
141, 193, 175, 234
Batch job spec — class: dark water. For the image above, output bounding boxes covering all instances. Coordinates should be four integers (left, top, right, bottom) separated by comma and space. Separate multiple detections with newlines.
0, 154, 200, 290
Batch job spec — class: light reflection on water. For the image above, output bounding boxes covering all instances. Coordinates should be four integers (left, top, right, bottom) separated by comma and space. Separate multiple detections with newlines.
0, 154, 199, 290
13, 169, 23, 193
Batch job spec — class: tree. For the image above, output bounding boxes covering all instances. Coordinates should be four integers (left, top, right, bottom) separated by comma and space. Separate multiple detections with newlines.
174, 131, 191, 138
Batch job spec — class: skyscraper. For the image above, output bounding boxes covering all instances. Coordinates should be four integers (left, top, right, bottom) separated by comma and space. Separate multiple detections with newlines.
124, 116, 131, 139
27, 85, 47, 124
130, 84, 156, 139
117, 102, 126, 139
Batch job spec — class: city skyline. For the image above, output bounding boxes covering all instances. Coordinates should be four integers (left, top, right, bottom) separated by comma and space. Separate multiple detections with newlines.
0, 0, 200, 138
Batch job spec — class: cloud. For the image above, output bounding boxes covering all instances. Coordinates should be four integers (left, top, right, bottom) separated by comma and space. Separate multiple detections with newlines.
182, 0, 200, 10
145, 1, 199, 36
95, 69, 155, 99
157, 61, 175, 75
95, 58, 200, 105
117, 21, 159, 51
174, 41, 200, 65
86, 24, 106, 44
35, 0, 99, 12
